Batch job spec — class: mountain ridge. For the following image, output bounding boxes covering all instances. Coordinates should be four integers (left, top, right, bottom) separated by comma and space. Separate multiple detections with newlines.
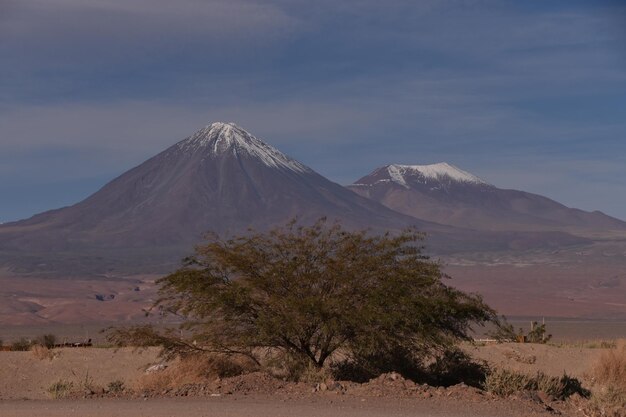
0, 124, 601, 275
348, 163, 626, 234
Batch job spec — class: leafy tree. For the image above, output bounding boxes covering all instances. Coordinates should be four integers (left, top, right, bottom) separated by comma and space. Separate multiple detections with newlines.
111, 219, 495, 377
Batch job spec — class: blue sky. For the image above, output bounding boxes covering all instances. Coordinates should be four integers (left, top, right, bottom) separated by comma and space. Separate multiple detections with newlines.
1, 0, 625, 222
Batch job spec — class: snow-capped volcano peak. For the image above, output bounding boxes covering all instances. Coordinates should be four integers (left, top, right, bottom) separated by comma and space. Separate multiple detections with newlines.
385, 163, 488, 187
177, 122, 311, 173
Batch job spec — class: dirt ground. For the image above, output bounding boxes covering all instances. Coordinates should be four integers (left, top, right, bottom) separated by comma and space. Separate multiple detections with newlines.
467, 342, 606, 382
0, 347, 160, 400
0, 342, 611, 416
0, 395, 565, 417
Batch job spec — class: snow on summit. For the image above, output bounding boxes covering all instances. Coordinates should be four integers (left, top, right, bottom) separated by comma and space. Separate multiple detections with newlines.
381, 163, 489, 187
177, 122, 311, 173
392, 163, 487, 184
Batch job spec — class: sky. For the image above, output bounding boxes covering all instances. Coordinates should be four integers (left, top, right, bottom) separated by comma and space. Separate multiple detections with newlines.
1, 0, 625, 222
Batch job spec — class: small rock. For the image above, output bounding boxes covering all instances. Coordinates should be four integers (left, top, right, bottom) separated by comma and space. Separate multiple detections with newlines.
537, 391, 555, 404
145, 364, 167, 373
327, 381, 344, 392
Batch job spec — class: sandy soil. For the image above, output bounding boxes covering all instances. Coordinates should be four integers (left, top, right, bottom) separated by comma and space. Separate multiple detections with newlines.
467, 342, 607, 382
2, 243, 626, 325
0, 275, 160, 326
0, 395, 562, 417
0, 343, 610, 416
445, 257, 626, 320
0, 348, 160, 400
0, 344, 609, 401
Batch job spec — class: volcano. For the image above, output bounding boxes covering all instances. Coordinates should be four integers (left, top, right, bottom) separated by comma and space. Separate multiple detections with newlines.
348, 163, 626, 235
0, 125, 594, 276
0, 123, 424, 274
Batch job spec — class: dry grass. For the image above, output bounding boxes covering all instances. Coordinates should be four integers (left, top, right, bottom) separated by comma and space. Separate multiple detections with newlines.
30, 344, 57, 361
46, 380, 73, 399
592, 339, 626, 389
584, 340, 626, 417
549, 339, 617, 349
136, 354, 257, 392
502, 349, 536, 364
483, 368, 588, 399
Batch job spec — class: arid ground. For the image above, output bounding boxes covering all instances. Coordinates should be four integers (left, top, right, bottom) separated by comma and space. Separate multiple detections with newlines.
2, 236, 626, 327
0, 342, 617, 417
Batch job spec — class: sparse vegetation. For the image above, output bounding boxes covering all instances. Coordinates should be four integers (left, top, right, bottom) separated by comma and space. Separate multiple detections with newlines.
110, 219, 495, 382
107, 380, 125, 394
592, 340, 626, 388
47, 380, 73, 399
31, 344, 56, 360
137, 354, 255, 392
426, 349, 488, 388
37, 334, 57, 349
483, 368, 588, 399
585, 340, 626, 416
489, 318, 551, 343
549, 339, 616, 349
586, 387, 626, 417
77, 370, 96, 393
11, 338, 32, 351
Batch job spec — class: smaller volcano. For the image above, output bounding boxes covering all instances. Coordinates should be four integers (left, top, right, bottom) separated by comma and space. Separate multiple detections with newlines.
348, 163, 626, 234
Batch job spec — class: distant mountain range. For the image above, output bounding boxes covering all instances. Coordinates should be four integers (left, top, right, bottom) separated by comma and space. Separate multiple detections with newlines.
2, 122, 621, 276
348, 163, 626, 236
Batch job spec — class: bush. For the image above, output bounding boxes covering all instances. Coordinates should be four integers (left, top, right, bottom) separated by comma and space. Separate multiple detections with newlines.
47, 380, 73, 399
112, 219, 495, 381
36, 334, 57, 349
11, 338, 32, 351
483, 368, 588, 399
592, 340, 626, 390
426, 349, 488, 388
489, 317, 551, 343
585, 340, 626, 416
31, 345, 55, 360
107, 380, 125, 394
586, 387, 626, 417
137, 354, 255, 392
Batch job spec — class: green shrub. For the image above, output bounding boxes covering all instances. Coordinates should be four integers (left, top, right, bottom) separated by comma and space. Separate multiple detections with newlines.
110, 219, 495, 380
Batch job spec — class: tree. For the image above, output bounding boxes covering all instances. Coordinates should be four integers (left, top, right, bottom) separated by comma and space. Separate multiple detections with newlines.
489, 318, 552, 344
112, 219, 495, 377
